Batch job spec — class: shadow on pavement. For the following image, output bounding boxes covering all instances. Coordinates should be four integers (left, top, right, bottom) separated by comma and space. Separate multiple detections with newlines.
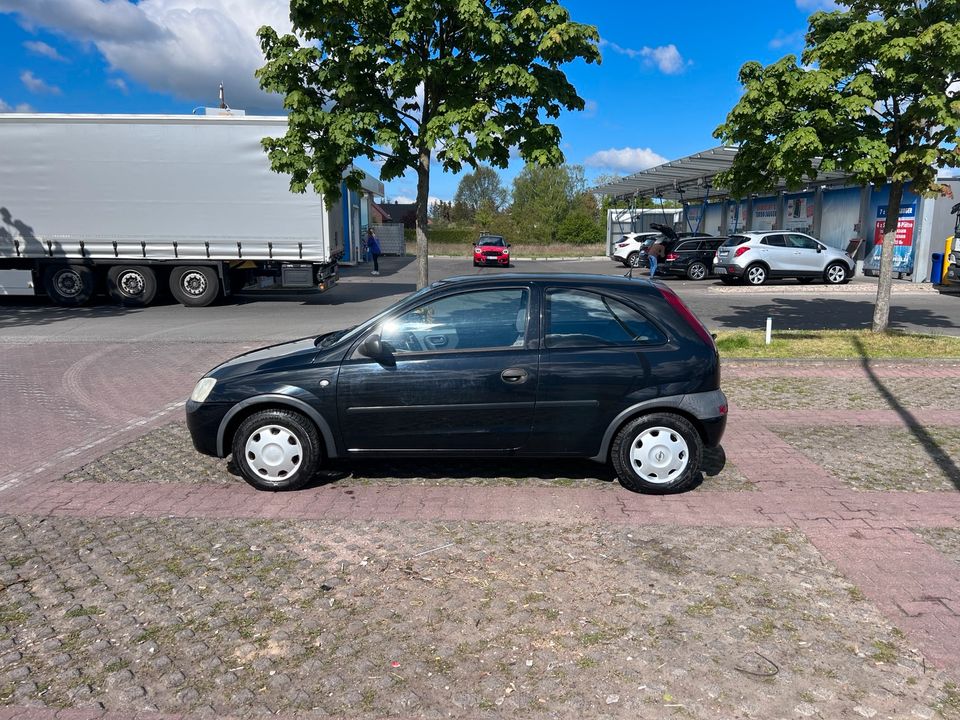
851, 336, 960, 492
712, 298, 958, 331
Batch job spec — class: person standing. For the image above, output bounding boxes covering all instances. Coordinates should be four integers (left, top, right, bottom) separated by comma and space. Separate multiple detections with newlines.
367, 228, 382, 276
648, 239, 664, 278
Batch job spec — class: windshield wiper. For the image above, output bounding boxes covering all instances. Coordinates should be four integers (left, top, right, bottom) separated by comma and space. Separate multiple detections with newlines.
317, 327, 353, 348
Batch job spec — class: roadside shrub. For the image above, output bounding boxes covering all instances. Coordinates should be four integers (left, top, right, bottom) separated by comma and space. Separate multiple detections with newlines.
555, 211, 605, 245
403, 228, 476, 245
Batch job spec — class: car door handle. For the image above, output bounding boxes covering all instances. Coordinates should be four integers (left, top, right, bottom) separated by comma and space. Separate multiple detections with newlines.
501, 368, 528, 384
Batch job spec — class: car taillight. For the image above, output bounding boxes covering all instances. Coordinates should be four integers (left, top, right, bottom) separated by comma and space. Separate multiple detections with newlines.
734, 246, 750, 258
665, 253, 678, 261
656, 285, 716, 349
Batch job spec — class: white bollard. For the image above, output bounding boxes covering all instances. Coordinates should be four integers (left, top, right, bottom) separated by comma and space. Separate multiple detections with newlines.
765, 317, 773, 345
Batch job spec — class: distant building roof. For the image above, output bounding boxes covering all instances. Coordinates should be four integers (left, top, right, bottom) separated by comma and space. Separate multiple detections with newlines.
381, 202, 417, 228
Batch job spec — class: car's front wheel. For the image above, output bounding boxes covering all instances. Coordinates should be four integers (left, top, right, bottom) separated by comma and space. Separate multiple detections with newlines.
611, 413, 703, 494
232, 408, 321, 491
824, 262, 849, 285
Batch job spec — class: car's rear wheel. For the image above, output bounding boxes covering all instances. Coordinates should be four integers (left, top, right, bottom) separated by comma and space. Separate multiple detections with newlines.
744, 264, 768, 286
611, 413, 703, 494
686, 261, 708, 280
627, 251, 641, 268
824, 262, 848, 285
232, 408, 321, 491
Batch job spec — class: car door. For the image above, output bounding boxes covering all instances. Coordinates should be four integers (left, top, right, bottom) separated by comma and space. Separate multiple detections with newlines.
702, 240, 724, 270
336, 285, 539, 453
528, 287, 672, 456
758, 234, 792, 273
787, 233, 825, 274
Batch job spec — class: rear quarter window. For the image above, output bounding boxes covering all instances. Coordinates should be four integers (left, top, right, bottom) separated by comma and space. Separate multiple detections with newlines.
722, 236, 751, 247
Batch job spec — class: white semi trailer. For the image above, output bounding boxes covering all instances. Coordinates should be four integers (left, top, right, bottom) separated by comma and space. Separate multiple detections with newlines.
0, 114, 379, 307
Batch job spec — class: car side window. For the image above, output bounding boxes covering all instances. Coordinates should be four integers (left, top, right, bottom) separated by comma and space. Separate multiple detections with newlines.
675, 242, 693, 253
545, 289, 665, 349
761, 234, 786, 247
380, 289, 528, 354
787, 234, 819, 250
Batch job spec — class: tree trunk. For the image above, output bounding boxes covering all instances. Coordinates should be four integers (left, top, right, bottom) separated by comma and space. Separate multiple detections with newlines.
871, 180, 903, 333
415, 147, 431, 290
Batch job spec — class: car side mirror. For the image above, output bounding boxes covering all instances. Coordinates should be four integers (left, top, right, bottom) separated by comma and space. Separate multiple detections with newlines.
359, 334, 385, 359
816, 246, 822, 253
506, 243, 511, 248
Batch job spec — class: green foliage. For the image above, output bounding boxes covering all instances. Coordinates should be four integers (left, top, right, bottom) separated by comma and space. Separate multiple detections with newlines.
510, 162, 589, 241
555, 209, 604, 244
715, 0, 960, 196
404, 228, 477, 244
453, 165, 508, 221
256, 0, 600, 201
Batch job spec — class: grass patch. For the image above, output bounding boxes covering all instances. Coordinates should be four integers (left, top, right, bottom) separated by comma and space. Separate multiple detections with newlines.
716, 329, 960, 359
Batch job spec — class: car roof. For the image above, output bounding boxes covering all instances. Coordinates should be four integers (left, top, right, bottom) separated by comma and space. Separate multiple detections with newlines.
434, 273, 661, 291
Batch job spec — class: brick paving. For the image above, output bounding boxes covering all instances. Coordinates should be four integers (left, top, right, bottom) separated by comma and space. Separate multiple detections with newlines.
2, 353, 960, 717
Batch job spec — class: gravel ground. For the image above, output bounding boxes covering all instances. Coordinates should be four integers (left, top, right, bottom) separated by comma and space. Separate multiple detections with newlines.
60, 421, 754, 493
917, 528, 960, 570
776, 425, 960, 492
0, 517, 955, 719
725, 376, 958, 411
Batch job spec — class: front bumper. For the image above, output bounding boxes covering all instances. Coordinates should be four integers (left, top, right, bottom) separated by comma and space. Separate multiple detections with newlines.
475, 255, 509, 266
185, 400, 232, 457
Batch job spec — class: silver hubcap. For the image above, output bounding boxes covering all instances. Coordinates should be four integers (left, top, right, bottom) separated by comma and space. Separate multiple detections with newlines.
747, 267, 765, 284
630, 254, 640, 267
181, 271, 207, 296
827, 265, 845, 283
118, 270, 145, 297
690, 264, 706, 280
54, 270, 82, 297
244, 425, 303, 482
629, 426, 689, 484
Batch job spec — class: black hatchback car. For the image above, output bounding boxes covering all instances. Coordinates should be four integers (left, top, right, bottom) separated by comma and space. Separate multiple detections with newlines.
186, 274, 727, 494
660, 237, 728, 280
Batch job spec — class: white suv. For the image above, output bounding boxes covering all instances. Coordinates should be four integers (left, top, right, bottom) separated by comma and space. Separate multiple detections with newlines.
611, 231, 662, 267
713, 231, 855, 286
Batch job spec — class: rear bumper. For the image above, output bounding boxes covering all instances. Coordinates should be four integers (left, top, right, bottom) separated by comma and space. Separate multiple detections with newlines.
699, 415, 727, 448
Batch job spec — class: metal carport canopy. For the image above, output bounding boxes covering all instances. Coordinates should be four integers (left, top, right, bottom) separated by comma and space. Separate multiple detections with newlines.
593, 146, 853, 201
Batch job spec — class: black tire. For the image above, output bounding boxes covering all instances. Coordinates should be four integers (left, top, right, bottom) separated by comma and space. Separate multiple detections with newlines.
627, 252, 641, 268
719, 276, 739, 285
798, 277, 814, 284
744, 264, 768, 286
169, 265, 220, 307
43, 264, 95, 306
620, 259, 631, 268
824, 262, 848, 285
611, 413, 703, 494
107, 265, 157, 307
231, 408, 321, 491
686, 261, 708, 281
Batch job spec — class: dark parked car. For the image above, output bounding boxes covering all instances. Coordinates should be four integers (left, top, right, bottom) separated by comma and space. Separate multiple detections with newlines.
660, 237, 727, 280
635, 224, 713, 270
186, 274, 727, 494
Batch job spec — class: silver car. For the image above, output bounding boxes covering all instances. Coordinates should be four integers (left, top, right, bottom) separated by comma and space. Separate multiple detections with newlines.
713, 231, 855, 286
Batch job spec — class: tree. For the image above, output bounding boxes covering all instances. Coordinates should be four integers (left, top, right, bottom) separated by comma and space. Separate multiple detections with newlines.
453, 165, 508, 221
714, 0, 960, 331
510, 163, 583, 241
256, 1, 600, 289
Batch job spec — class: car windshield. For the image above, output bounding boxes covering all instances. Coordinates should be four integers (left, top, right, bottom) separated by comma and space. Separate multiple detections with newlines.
478, 236, 505, 246
722, 235, 752, 247
321, 284, 436, 348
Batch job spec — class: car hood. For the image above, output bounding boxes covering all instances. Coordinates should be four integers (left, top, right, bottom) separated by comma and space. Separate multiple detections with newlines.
206, 336, 322, 381
476, 245, 507, 251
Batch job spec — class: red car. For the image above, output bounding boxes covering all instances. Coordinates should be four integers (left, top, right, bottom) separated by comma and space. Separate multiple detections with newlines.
473, 235, 511, 267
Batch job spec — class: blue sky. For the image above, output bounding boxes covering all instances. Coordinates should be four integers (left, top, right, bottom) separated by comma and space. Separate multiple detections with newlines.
0, 0, 837, 203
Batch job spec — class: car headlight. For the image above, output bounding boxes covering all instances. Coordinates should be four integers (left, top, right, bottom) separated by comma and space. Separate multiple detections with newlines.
950, 253, 958, 264
502, 249, 509, 255
190, 377, 217, 403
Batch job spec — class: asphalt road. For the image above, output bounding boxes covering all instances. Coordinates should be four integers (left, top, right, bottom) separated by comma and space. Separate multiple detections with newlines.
1, 255, 957, 341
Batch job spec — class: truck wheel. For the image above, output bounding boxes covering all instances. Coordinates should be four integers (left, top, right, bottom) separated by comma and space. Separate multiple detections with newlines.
169, 266, 219, 307
107, 265, 157, 307
43, 264, 95, 306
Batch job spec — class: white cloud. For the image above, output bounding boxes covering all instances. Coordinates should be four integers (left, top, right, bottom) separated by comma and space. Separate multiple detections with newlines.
390, 196, 415, 205
582, 99, 598, 118
0, 98, 35, 112
20, 70, 61, 95
0, 0, 291, 112
600, 39, 689, 75
769, 29, 806, 50
23, 40, 66, 61
107, 77, 128, 94
584, 147, 668, 173
796, 0, 838, 10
